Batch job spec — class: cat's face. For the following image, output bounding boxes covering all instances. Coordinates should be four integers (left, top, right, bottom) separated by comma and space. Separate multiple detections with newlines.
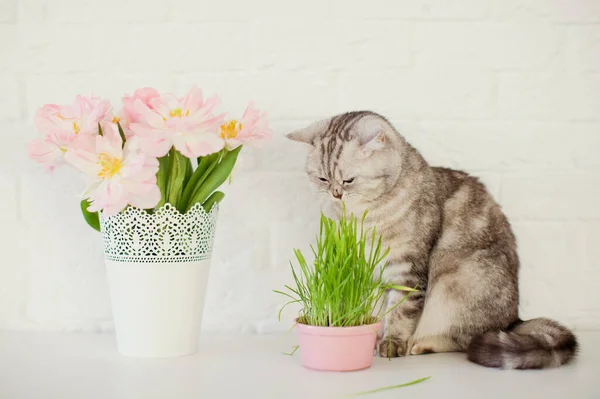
287, 112, 401, 212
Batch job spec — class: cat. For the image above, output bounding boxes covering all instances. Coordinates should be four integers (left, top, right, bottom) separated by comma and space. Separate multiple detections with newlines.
286, 110, 578, 369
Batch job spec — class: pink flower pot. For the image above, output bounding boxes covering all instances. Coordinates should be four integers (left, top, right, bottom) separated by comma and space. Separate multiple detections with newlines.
296, 320, 382, 371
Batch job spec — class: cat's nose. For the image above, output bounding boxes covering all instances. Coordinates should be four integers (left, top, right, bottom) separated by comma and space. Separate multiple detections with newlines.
331, 187, 343, 200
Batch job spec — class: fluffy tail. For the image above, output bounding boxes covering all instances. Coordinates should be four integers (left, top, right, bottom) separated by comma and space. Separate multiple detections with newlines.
466, 318, 578, 370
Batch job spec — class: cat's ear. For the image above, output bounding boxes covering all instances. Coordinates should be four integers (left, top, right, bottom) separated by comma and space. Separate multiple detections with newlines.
356, 119, 386, 156
286, 119, 329, 146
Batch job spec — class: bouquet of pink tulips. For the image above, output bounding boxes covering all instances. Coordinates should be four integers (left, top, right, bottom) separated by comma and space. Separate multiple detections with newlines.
27, 86, 272, 231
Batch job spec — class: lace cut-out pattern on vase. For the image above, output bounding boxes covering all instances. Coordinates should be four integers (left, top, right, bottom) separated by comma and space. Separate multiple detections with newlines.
100, 203, 219, 263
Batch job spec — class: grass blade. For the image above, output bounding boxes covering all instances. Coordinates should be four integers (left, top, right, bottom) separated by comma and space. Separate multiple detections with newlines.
387, 285, 419, 292
282, 345, 299, 356
277, 299, 300, 321
273, 289, 297, 301
345, 377, 431, 397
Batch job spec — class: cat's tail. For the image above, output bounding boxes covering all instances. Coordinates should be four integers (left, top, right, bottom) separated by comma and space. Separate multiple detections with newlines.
466, 318, 578, 369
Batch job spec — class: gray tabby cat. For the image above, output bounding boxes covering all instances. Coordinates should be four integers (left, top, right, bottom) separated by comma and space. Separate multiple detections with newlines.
286, 111, 577, 369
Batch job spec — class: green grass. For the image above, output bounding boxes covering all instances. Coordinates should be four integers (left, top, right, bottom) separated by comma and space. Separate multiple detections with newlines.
275, 204, 417, 327
345, 377, 431, 396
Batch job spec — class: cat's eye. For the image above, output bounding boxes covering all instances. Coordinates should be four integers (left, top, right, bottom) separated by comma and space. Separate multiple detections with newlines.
343, 177, 355, 184
318, 177, 328, 182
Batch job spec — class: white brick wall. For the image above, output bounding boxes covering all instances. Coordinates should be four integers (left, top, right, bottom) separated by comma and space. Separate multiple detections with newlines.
1, 0, 599, 333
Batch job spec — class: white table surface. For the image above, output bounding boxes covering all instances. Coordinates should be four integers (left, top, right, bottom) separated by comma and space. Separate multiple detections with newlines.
0, 330, 598, 399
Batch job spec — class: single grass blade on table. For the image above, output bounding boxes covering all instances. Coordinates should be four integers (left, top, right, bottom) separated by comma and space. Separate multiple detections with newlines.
344, 376, 432, 397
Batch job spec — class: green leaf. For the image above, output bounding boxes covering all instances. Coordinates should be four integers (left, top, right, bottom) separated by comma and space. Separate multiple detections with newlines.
186, 146, 241, 212
345, 377, 431, 397
202, 190, 225, 213
80, 199, 100, 232
180, 152, 221, 211
185, 155, 193, 183
97, 123, 103, 136
156, 154, 170, 209
116, 122, 127, 148
167, 149, 188, 211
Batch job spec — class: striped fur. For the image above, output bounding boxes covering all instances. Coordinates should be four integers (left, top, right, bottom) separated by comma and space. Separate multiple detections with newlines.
287, 111, 578, 369
467, 318, 578, 369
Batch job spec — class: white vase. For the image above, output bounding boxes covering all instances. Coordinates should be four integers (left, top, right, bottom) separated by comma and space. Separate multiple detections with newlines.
99, 203, 219, 358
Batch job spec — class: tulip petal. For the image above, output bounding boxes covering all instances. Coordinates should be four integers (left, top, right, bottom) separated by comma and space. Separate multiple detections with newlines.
91, 180, 128, 216
182, 86, 205, 113
174, 132, 224, 158
128, 185, 161, 209
132, 99, 164, 128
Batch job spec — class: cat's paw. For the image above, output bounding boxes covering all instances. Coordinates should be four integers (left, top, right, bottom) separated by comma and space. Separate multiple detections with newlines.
377, 337, 407, 358
407, 336, 434, 355
407, 334, 460, 355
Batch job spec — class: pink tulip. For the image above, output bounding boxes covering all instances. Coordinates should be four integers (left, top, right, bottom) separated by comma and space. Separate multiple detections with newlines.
122, 87, 161, 124
28, 96, 112, 170
65, 125, 161, 216
118, 87, 161, 138
27, 133, 96, 171
220, 102, 272, 150
35, 96, 112, 137
128, 86, 226, 158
